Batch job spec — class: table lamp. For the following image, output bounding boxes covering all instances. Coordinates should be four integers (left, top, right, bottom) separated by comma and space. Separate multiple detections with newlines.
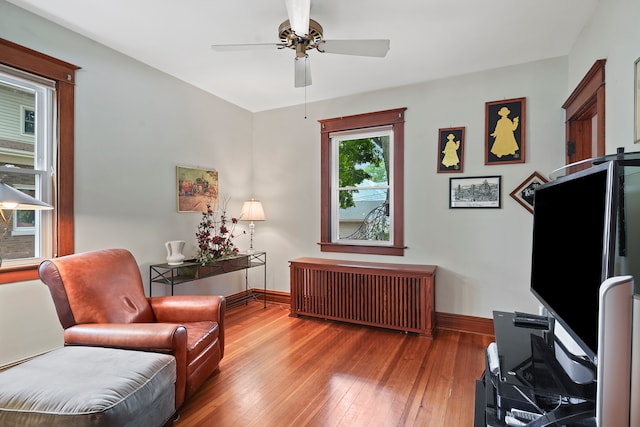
240, 198, 265, 253
0, 179, 53, 265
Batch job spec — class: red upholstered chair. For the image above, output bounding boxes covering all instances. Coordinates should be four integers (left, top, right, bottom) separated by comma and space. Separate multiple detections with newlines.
38, 248, 225, 409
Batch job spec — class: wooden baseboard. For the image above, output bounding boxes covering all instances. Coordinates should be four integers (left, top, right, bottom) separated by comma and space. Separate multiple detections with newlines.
250, 288, 291, 305
231, 289, 495, 337
436, 312, 495, 336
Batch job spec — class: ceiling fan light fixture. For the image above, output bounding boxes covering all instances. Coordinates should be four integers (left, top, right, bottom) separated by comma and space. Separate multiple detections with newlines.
294, 56, 312, 87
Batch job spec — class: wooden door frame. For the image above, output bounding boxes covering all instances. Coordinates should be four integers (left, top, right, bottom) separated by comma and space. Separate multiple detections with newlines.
562, 59, 606, 164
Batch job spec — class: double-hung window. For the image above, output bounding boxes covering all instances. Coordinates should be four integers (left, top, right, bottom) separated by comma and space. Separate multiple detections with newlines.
331, 126, 393, 244
0, 67, 55, 266
319, 108, 406, 256
0, 38, 77, 282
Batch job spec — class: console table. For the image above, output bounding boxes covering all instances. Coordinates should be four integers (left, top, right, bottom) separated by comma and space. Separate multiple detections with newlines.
149, 251, 266, 307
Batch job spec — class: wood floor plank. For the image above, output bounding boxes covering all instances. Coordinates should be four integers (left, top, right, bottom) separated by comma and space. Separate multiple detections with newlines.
176, 302, 492, 427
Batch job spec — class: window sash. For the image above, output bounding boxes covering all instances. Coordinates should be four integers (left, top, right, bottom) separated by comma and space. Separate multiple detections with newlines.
0, 69, 54, 267
330, 126, 394, 244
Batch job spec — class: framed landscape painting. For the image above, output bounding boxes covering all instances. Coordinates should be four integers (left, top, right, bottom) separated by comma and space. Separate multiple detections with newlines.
176, 166, 218, 212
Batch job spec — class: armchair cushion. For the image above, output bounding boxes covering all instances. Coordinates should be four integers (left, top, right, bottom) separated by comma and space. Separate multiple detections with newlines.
38, 248, 225, 409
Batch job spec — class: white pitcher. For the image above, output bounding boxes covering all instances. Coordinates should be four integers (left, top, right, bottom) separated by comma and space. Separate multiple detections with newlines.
165, 240, 186, 265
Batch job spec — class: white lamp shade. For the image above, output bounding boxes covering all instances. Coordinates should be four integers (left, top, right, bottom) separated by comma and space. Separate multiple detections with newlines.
0, 180, 52, 210
240, 199, 265, 221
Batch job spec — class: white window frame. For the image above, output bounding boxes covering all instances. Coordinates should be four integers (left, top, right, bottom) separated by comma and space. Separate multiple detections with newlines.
0, 68, 54, 266
330, 125, 394, 245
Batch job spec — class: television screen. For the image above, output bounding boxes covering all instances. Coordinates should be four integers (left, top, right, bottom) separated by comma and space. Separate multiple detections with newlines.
530, 160, 618, 363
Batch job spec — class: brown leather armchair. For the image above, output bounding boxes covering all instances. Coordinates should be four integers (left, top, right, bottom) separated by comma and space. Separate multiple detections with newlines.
38, 248, 225, 409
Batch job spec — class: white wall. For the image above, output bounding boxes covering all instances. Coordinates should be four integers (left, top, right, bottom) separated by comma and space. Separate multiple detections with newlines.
252, 57, 567, 318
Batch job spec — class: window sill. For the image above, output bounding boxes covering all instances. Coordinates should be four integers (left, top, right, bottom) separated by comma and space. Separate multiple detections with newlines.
318, 242, 406, 256
0, 265, 39, 284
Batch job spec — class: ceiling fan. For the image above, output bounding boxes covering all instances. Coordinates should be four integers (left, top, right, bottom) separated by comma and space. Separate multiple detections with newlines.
210, 0, 390, 88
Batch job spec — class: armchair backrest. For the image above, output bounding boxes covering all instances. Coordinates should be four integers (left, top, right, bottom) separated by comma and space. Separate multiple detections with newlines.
39, 248, 155, 328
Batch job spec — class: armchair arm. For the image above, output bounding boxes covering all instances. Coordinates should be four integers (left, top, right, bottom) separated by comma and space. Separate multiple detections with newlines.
149, 295, 225, 324
149, 295, 226, 359
63, 323, 187, 352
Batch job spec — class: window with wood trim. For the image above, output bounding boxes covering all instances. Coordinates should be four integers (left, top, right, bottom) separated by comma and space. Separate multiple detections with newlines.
0, 38, 77, 283
319, 108, 406, 256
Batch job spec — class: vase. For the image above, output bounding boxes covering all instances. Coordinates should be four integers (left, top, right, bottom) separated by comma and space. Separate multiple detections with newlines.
165, 240, 186, 265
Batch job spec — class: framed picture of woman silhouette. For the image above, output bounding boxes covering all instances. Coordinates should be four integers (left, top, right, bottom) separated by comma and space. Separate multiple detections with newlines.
437, 126, 465, 173
485, 97, 526, 165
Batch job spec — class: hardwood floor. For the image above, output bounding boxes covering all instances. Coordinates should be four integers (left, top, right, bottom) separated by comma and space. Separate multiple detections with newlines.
176, 302, 494, 427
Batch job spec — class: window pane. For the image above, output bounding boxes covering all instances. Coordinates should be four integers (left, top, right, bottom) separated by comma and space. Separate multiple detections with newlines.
338, 137, 389, 189
335, 133, 391, 243
338, 189, 390, 241
0, 171, 39, 259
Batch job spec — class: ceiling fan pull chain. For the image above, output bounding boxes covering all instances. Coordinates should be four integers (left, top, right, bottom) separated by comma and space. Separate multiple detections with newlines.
304, 56, 308, 119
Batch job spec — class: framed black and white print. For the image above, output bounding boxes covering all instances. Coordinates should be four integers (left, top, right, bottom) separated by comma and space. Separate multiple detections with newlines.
485, 97, 526, 165
449, 176, 501, 209
510, 172, 548, 214
437, 127, 465, 173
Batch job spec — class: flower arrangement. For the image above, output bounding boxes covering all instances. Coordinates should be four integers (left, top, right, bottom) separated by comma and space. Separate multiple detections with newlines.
195, 194, 241, 264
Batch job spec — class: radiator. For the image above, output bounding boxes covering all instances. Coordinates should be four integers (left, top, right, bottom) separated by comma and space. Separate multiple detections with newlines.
289, 257, 437, 337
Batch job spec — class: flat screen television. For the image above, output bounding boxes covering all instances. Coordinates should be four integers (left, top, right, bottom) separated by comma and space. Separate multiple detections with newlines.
530, 160, 619, 365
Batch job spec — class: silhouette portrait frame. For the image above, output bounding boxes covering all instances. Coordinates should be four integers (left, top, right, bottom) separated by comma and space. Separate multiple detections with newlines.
437, 127, 465, 173
510, 171, 548, 214
485, 97, 526, 165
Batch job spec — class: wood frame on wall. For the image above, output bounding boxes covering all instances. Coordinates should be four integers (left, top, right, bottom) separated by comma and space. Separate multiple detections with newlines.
485, 97, 526, 165
437, 127, 465, 173
509, 171, 548, 214
562, 59, 606, 165
0, 38, 78, 283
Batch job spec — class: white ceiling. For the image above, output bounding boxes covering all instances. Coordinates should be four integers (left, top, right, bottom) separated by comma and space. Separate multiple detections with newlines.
7, 0, 598, 112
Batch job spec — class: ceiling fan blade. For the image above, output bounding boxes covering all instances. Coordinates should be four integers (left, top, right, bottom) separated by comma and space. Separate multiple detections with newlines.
211, 43, 283, 52
285, 0, 310, 36
317, 39, 390, 57
294, 56, 312, 88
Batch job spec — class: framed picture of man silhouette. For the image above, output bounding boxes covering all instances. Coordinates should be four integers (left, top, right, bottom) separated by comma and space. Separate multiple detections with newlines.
437, 126, 465, 173
485, 97, 526, 165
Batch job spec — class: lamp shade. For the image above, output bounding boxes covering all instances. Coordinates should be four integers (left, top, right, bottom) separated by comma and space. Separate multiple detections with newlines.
0, 180, 53, 210
240, 199, 265, 221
